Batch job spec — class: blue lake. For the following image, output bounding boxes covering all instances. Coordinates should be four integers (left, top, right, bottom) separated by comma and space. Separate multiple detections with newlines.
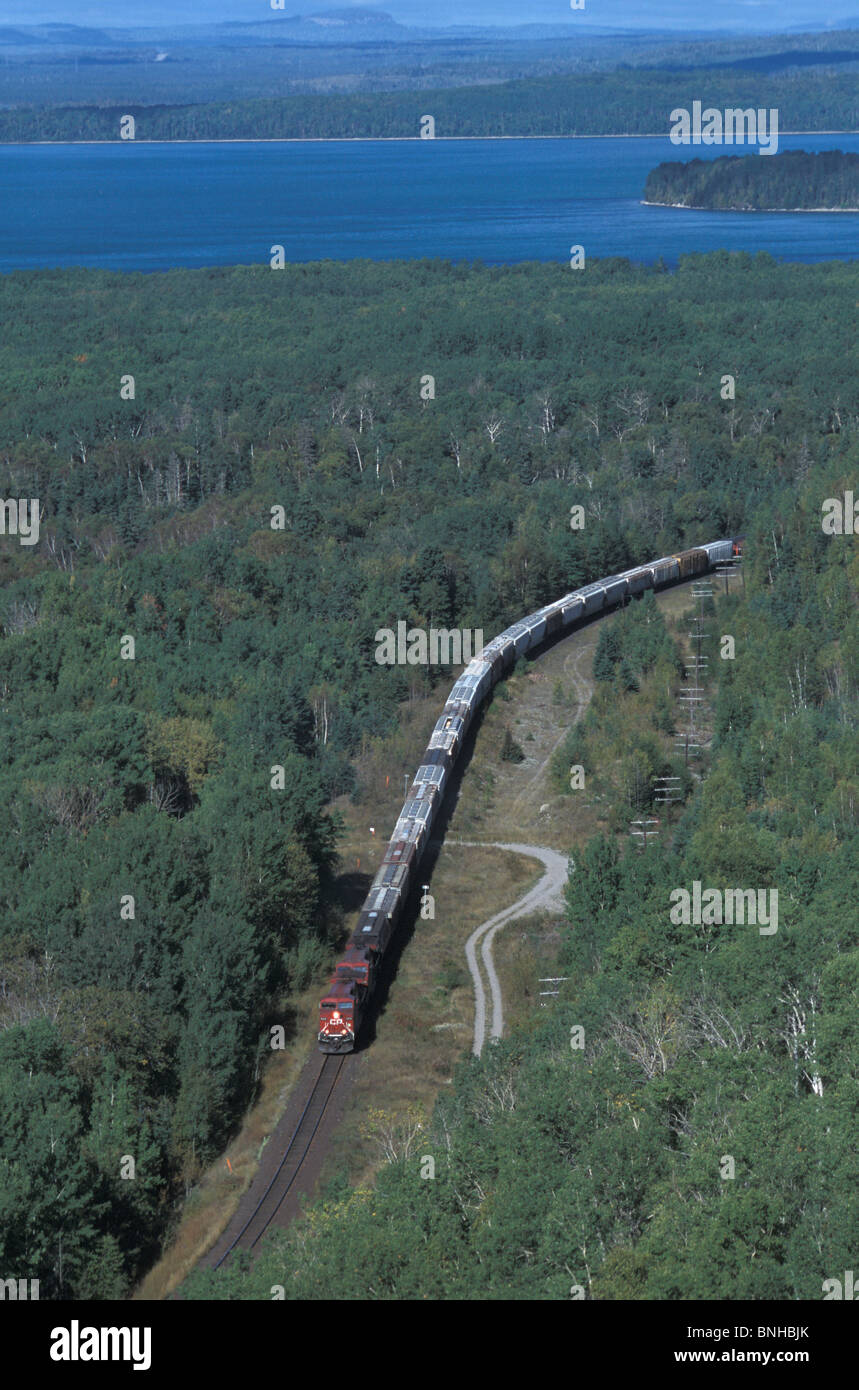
1, 133, 858, 271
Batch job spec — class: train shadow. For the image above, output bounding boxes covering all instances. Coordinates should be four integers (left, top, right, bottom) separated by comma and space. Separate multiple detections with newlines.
331, 868, 373, 915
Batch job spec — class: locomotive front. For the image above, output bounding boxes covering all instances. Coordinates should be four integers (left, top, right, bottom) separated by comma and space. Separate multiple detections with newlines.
318, 980, 358, 1053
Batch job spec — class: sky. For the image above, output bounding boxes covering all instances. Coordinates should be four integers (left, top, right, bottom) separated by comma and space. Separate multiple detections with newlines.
4, 0, 859, 30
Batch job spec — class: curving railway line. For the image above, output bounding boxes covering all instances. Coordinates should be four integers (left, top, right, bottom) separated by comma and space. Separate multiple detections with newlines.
318, 536, 744, 1054
205, 538, 743, 1269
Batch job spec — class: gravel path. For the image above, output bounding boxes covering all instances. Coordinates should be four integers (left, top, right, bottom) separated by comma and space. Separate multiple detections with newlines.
451, 841, 572, 1056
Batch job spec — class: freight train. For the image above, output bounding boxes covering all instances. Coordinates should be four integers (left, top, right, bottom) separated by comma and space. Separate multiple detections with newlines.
318, 538, 744, 1053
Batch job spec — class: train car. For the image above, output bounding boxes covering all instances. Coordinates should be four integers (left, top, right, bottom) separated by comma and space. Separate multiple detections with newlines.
480, 644, 509, 682
382, 838, 418, 874
482, 634, 517, 672
394, 795, 433, 848
522, 612, 548, 647
578, 582, 607, 617
620, 566, 652, 597
429, 710, 465, 757
391, 823, 428, 867
334, 942, 373, 989
463, 658, 494, 700
404, 785, 438, 836
447, 673, 482, 723
411, 761, 447, 793
319, 537, 744, 1051
426, 731, 459, 772
353, 885, 400, 952
675, 547, 709, 579
543, 604, 565, 640
418, 745, 451, 773
442, 695, 473, 731
408, 764, 447, 820
649, 556, 680, 587
371, 858, 411, 897
601, 574, 628, 606
505, 621, 531, 659
702, 539, 734, 565
561, 593, 586, 625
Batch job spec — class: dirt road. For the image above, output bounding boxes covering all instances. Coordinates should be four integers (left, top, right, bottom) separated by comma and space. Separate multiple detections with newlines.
451, 841, 572, 1056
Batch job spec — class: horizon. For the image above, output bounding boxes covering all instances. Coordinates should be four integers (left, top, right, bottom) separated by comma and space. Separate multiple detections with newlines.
4, 0, 859, 33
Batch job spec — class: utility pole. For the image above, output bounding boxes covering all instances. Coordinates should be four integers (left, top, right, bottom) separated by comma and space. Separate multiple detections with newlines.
653, 776, 683, 807
715, 554, 743, 595
538, 976, 569, 1004
677, 589, 711, 762
678, 686, 704, 760
687, 622, 708, 677
630, 817, 660, 849
691, 580, 713, 631
687, 586, 711, 684
674, 729, 701, 765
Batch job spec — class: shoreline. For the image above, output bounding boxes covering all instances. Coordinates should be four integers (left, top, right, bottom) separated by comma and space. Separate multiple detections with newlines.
642, 199, 859, 213
1, 130, 858, 147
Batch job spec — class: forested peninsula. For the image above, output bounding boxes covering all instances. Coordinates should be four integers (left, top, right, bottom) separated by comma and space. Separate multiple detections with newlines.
1, 69, 859, 141
644, 149, 859, 211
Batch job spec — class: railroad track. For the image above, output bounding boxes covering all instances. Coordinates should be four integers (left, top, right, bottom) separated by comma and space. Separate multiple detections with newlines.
211, 1054, 346, 1267
203, 548, 742, 1273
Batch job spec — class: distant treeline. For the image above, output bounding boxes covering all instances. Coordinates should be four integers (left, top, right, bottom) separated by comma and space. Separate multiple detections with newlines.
2, 69, 859, 141
645, 148, 859, 210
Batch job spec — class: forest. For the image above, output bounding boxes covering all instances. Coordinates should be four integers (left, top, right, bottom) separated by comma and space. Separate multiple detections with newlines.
1, 67, 859, 141
184, 510, 859, 1298
0, 251, 857, 1297
644, 149, 859, 211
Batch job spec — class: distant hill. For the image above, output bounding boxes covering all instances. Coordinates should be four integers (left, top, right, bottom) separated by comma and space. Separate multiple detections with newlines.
0, 24, 115, 46
647, 47, 859, 72
23, 24, 115, 45
219, 8, 414, 43
4, 15, 859, 113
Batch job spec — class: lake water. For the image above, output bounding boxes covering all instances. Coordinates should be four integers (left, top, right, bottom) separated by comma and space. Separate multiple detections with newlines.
1, 133, 858, 272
